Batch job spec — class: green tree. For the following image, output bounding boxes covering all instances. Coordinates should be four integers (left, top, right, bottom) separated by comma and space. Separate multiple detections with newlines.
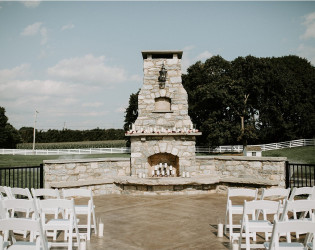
123, 90, 139, 132
0, 107, 21, 148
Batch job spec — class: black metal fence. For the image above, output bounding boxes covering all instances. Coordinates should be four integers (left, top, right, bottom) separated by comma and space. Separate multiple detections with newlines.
0, 164, 43, 189
285, 161, 315, 189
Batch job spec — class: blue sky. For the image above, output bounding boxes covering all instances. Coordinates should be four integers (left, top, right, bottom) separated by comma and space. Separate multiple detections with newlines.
0, 1, 315, 131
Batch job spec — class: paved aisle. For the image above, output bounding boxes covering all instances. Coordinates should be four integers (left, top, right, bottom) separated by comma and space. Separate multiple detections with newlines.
86, 193, 230, 250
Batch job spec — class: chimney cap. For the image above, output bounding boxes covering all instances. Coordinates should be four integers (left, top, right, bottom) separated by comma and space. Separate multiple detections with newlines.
142, 50, 183, 59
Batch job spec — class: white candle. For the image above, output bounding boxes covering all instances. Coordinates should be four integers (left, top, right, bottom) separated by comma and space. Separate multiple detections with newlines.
186, 172, 190, 178
152, 170, 155, 176
162, 170, 165, 176
160, 163, 162, 169
155, 165, 158, 171
170, 165, 173, 170
182, 172, 186, 178
138, 173, 142, 178
142, 173, 145, 178
217, 223, 223, 237
164, 163, 167, 168
157, 170, 160, 176
232, 242, 239, 250
80, 240, 87, 250
167, 170, 170, 176
98, 221, 104, 237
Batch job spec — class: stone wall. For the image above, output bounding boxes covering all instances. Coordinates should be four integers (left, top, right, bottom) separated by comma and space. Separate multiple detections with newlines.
195, 156, 286, 187
44, 158, 130, 195
44, 156, 287, 195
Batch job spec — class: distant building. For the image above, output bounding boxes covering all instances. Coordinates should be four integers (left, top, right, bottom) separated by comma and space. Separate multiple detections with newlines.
243, 146, 262, 157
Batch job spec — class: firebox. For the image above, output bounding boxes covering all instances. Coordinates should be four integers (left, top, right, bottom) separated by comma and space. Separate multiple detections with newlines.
126, 51, 201, 177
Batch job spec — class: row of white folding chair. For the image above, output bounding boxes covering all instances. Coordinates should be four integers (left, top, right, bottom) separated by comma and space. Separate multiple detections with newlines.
224, 186, 315, 241
0, 198, 51, 249
238, 198, 315, 249
0, 198, 81, 250
1, 186, 97, 241
31, 188, 97, 241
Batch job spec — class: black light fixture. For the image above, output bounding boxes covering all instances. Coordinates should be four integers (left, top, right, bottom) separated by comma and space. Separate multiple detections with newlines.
158, 63, 167, 89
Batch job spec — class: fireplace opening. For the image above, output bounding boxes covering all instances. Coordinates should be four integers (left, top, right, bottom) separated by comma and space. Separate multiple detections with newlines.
148, 153, 179, 177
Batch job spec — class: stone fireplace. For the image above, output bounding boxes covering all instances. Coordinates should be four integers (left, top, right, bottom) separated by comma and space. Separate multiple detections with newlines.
126, 51, 201, 177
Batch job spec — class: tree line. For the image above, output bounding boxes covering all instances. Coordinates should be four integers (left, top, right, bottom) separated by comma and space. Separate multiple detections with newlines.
0, 107, 125, 148
124, 55, 315, 147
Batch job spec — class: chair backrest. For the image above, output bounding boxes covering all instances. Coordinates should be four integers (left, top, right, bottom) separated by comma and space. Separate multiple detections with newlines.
31, 188, 61, 199
62, 188, 93, 199
261, 188, 290, 200
38, 199, 75, 215
0, 186, 9, 199
289, 187, 315, 201
62, 188, 94, 208
280, 199, 315, 221
268, 220, 315, 250
0, 218, 49, 250
227, 188, 258, 200
1, 198, 39, 219
243, 200, 281, 222
8, 187, 33, 200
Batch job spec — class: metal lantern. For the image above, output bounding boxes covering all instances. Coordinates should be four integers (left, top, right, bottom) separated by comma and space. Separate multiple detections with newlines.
158, 63, 167, 89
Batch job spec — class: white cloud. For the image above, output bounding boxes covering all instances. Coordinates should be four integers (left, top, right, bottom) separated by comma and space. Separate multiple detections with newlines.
22, 1, 41, 8
61, 23, 75, 31
21, 22, 42, 36
297, 44, 315, 66
181, 46, 214, 73
0, 64, 31, 81
195, 50, 213, 61
82, 102, 104, 108
47, 54, 127, 85
21, 22, 48, 45
301, 12, 315, 40
40, 27, 48, 45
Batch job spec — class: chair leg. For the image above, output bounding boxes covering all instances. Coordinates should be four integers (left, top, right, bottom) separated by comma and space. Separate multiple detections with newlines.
224, 208, 228, 235
245, 229, 250, 250
229, 211, 233, 240
92, 207, 97, 235
87, 212, 91, 241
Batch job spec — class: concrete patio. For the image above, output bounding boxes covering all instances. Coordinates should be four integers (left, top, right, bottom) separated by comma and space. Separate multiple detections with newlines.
85, 193, 232, 250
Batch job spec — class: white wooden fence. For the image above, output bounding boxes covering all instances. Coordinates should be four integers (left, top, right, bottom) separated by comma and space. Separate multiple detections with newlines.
196, 138, 314, 154
0, 139, 313, 155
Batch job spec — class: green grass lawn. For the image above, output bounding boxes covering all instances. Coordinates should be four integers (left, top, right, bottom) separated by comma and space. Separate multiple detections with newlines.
0, 153, 130, 167
262, 146, 315, 164
1, 145, 314, 167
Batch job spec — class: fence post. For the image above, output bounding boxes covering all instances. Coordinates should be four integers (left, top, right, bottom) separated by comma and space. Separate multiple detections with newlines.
285, 161, 290, 189
40, 164, 44, 189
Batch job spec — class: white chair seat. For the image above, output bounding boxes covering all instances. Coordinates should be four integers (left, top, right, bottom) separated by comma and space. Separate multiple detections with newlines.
264, 242, 306, 249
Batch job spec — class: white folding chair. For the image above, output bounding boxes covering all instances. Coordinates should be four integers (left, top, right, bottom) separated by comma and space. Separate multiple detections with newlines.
1, 198, 39, 241
289, 187, 315, 201
239, 200, 281, 250
264, 220, 315, 250
38, 198, 81, 250
280, 199, 315, 241
224, 188, 258, 241
261, 188, 290, 201
0, 218, 50, 250
31, 188, 62, 241
62, 188, 97, 240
